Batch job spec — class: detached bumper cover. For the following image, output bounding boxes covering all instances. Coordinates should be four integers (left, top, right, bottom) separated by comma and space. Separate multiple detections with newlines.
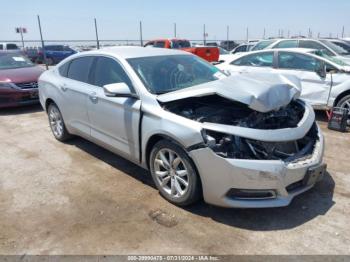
189, 126, 325, 208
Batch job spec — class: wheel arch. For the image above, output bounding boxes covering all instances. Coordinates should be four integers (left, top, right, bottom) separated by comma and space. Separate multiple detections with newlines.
145, 134, 187, 170
45, 98, 56, 112
145, 133, 203, 199
334, 89, 350, 107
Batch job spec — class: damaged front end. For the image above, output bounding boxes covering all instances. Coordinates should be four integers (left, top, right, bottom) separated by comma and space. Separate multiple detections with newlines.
162, 95, 319, 163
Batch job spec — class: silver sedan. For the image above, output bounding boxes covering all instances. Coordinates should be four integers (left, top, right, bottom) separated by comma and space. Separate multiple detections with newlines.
39, 47, 326, 208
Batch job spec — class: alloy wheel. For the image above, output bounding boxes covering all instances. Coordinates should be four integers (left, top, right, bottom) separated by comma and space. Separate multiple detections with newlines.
49, 106, 64, 138
154, 149, 190, 198
339, 98, 350, 125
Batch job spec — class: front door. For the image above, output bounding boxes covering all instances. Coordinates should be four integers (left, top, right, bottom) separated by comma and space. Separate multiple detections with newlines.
277, 51, 333, 107
87, 56, 141, 162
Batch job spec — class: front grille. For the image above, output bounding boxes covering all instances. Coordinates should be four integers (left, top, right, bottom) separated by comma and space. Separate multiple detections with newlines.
15, 82, 38, 89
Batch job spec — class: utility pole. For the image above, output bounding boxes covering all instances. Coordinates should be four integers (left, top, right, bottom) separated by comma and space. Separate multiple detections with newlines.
287, 30, 290, 38
226, 25, 229, 41
342, 26, 345, 38
94, 18, 100, 49
246, 27, 249, 42
203, 24, 206, 45
263, 28, 266, 39
19, 29, 24, 49
174, 23, 177, 38
139, 21, 143, 46
37, 15, 48, 70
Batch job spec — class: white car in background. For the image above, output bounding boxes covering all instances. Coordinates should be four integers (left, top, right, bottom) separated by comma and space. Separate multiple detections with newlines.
217, 48, 350, 112
218, 44, 255, 64
253, 38, 350, 65
231, 43, 255, 54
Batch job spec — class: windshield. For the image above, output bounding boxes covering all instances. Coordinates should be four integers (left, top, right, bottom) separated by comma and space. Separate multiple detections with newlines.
251, 40, 277, 51
330, 41, 350, 54
319, 40, 350, 55
127, 55, 226, 95
171, 40, 191, 49
312, 50, 347, 66
0, 53, 34, 70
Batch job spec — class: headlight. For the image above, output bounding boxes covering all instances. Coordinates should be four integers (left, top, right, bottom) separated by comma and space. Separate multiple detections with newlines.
0, 82, 15, 89
201, 129, 244, 158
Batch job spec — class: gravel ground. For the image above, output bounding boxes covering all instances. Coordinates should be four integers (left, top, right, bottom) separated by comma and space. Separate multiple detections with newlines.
0, 105, 349, 255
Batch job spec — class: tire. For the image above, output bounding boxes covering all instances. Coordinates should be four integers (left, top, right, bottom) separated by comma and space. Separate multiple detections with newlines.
336, 94, 350, 125
149, 139, 202, 206
47, 103, 72, 142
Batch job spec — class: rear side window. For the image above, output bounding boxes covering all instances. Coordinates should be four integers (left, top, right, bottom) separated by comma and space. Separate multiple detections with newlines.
278, 52, 321, 71
6, 44, 18, 50
154, 41, 166, 48
58, 62, 70, 77
231, 52, 274, 67
234, 45, 248, 53
144, 42, 154, 47
92, 56, 132, 88
67, 57, 94, 83
172, 40, 191, 48
273, 40, 298, 49
299, 41, 333, 56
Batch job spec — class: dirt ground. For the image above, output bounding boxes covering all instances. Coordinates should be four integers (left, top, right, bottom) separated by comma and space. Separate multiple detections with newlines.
0, 105, 349, 255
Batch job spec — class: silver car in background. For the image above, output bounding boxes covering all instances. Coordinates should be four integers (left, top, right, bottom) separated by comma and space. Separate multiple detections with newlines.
39, 47, 326, 208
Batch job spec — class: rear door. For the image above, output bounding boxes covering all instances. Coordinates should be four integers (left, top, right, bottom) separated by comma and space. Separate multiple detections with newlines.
58, 56, 95, 136
87, 56, 141, 162
276, 51, 332, 107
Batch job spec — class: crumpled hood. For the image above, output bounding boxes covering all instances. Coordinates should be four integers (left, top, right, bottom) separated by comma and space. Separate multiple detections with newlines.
157, 73, 301, 113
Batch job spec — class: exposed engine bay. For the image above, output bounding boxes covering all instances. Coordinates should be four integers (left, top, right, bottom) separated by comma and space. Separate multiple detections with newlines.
162, 95, 318, 162
162, 95, 305, 129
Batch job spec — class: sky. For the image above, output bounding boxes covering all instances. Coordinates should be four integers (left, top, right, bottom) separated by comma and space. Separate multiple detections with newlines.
1, 0, 350, 42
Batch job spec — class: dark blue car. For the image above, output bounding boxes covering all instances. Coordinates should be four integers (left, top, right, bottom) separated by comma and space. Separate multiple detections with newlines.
36, 45, 76, 65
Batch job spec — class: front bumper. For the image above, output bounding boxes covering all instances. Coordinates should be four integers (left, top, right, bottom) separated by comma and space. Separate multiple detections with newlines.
0, 88, 39, 108
189, 127, 325, 208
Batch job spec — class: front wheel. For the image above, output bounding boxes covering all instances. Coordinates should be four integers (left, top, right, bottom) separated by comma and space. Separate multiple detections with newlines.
149, 140, 202, 206
48, 103, 71, 142
336, 94, 350, 125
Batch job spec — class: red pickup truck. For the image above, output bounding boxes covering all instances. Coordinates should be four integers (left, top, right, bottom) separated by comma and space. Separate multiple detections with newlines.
144, 39, 219, 62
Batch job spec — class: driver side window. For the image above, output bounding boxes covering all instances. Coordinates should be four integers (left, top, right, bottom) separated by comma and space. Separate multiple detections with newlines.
278, 52, 321, 72
92, 57, 133, 91
231, 52, 274, 67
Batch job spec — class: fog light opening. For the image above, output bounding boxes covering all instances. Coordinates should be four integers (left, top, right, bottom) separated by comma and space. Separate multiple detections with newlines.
227, 189, 277, 200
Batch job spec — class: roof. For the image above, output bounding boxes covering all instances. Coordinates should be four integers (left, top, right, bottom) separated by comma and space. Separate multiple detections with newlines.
86, 46, 190, 59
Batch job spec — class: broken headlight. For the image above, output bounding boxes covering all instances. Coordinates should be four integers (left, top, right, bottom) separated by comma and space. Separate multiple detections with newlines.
201, 129, 247, 158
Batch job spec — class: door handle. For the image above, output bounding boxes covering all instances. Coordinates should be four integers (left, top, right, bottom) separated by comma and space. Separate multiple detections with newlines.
89, 92, 98, 103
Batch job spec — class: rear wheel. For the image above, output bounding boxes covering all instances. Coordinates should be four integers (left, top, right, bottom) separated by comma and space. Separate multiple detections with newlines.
149, 140, 202, 206
336, 94, 350, 125
47, 103, 71, 142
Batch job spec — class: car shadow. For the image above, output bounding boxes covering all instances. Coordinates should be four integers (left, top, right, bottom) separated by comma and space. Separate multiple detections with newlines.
65, 137, 154, 188
66, 136, 335, 231
185, 171, 335, 231
0, 104, 43, 116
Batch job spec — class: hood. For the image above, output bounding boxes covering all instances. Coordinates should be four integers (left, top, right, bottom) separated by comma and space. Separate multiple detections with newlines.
0, 66, 45, 83
157, 73, 301, 113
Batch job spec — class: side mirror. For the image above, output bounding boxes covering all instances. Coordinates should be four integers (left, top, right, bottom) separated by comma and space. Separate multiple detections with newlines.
103, 83, 138, 98
316, 62, 326, 78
